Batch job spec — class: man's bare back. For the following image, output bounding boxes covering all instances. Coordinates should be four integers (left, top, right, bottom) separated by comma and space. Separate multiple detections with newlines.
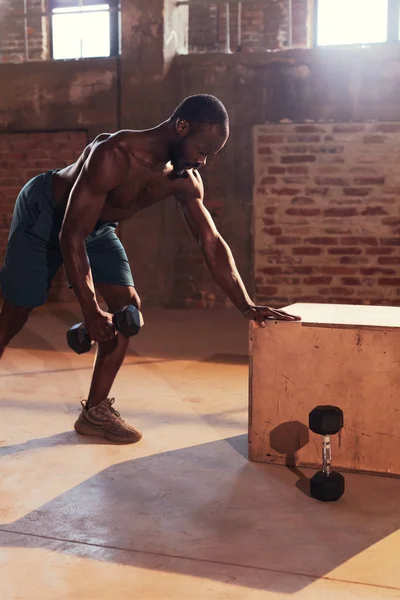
52, 129, 204, 224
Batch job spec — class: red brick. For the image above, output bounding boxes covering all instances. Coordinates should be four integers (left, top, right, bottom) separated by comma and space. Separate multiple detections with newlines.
324, 208, 359, 217
361, 207, 389, 216
292, 247, 323, 255
363, 135, 387, 143
287, 166, 309, 174
259, 267, 282, 275
286, 208, 321, 216
320, 287, 355, 296
263, 227, 283, 235
340, 236, 378, 246
304, 237, 338, 245
378, 278, 400, 286
260, 176, 277, 185
382, 218, 400, 226
262, 218, 276, 226
282, 176, 308, 185
339, 256, 369, 265
268, 166, 286, 174
343, 187, 372, 197
378, 257, 400, 264
282, 145, 308, 154
258, 147, 272, 155
281, 155, 317, 164
340, 277, 361, 285
383, 187, 400, 195
361, 267, 396, 275
373, 123, 400, 133
315, 177, 350, 186
258, 135, 285, 144
322, 267, 358, 275
325, 297, 357, 303
332, 124, 366, 133
306, 187, 329, 196
287, 135, 320, 143
270, 187, 302, 196
328, 247, 362, 255
379, 237, 400, 245
295, 125, 325, 133
353, 177, 385, 185
366, 247, 394, 255
292, 197, 315, 205
317, 145, 345, 154
316, 166, 346, 174
264, 207, 277, 215
303, 276, 332, 285
275, 236, 302, 244
284, 266, 313, 274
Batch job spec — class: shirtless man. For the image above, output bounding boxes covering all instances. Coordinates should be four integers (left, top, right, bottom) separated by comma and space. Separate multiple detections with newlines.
0, 94, 301, 444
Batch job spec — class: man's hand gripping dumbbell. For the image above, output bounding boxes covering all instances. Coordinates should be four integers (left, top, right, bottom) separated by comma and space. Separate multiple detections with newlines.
66, 305, 144, 354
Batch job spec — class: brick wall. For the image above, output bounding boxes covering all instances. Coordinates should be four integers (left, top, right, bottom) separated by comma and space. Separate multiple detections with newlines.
253, 122, 400, 307
0, 0, 48, 63
189, 0, 308, 53
0, 131, 88, 303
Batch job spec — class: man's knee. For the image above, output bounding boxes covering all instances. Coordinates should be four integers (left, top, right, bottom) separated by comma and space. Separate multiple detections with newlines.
96, 284, 141, 314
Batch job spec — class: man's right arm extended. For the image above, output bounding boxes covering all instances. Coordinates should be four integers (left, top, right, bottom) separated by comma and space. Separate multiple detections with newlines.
59, 142, 128, 342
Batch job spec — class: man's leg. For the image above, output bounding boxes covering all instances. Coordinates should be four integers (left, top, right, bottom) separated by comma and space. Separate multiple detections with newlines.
0, 299, 33, 359
87, 283, 141, 408
74, 283, 143, 444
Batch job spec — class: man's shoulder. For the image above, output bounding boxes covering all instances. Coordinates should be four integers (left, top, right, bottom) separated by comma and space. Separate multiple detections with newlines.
175, 169, 204, 204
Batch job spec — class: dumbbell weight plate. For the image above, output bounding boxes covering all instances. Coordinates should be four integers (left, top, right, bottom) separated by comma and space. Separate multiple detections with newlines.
309, 405, 344, 436
310, 470, 345, 502
112, 305, 144, 337
66, 323, 93, 354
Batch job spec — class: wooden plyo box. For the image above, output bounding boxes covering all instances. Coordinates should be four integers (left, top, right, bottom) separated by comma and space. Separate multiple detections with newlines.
248, 303, 400, 477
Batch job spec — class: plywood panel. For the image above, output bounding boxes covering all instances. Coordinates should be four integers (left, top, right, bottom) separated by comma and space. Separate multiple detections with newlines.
248, 303, 400, 476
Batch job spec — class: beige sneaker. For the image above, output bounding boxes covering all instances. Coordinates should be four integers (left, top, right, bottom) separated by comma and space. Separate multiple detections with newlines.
74, 398, 142, 444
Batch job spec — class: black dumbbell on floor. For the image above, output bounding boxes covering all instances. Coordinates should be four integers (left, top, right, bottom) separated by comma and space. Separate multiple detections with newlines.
66, 305, 144, 354
308, 405, 345, 502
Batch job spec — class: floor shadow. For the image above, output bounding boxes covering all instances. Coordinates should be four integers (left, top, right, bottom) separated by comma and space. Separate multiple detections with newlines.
225, 433, 248, 459
0, 431, 121, 456
269, 421, 311, 498
1, 436, 399, 594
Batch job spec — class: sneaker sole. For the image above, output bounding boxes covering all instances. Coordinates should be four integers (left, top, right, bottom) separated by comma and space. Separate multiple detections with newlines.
74, 419, 142, 444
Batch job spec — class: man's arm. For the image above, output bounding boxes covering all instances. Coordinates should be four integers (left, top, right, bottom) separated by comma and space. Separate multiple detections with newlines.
59, 141, 129, 318
176, 183, 254, 315
175, 175, 301, 324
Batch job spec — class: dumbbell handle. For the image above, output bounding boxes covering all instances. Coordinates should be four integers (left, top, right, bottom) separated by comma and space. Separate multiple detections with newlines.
322, 435, 332, 476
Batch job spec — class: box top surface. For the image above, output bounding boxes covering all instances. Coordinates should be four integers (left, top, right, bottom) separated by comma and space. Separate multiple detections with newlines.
282, 303, 400, 328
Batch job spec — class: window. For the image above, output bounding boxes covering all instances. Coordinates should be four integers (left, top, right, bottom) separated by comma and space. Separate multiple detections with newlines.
315, 0, 400, 46
50, 0, 120, 60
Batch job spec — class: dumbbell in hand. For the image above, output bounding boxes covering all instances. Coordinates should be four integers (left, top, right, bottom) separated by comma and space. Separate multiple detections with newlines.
66, 305, 144, 354
309, 405, 345, 502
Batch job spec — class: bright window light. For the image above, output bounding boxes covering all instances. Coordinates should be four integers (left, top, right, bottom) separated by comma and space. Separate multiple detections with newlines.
317, 0, 388, 46
52, 4, 110, 59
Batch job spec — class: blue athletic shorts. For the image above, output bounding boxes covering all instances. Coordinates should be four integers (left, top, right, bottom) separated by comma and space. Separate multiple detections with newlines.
0, 170, 134, 308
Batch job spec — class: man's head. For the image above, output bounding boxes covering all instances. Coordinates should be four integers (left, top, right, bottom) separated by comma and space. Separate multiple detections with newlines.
169, 94, 229, 175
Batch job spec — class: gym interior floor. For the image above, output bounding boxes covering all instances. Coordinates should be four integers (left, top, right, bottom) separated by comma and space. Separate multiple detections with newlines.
1, 302, 399, 599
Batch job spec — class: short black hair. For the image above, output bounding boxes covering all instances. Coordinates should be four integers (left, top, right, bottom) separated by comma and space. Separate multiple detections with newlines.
171, 94, 229, 135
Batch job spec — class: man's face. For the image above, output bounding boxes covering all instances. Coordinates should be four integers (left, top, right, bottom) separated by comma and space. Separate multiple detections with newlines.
171, 121, 228, 175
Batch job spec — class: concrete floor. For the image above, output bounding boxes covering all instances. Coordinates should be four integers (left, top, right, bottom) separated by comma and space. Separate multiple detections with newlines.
0, 303, 399, 600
